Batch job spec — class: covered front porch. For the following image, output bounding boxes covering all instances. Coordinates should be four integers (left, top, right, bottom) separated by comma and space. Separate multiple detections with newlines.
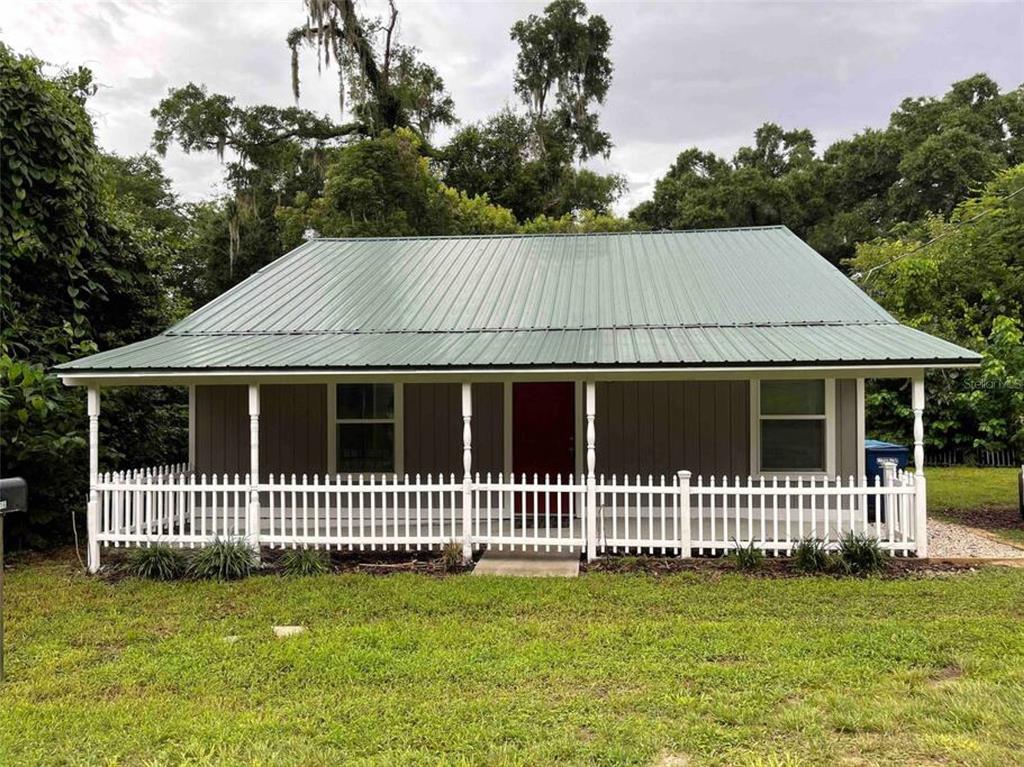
77, 370, 930, 569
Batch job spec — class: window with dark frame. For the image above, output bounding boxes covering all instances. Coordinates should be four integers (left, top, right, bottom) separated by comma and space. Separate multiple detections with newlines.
336, 383, 395, 473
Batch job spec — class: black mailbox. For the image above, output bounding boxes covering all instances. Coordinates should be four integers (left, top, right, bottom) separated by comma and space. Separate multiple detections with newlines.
1, 477, 26, 681
0, 477, 27, 515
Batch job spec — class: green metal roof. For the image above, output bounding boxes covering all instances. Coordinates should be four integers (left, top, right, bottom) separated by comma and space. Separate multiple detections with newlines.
57, 227, 980, 373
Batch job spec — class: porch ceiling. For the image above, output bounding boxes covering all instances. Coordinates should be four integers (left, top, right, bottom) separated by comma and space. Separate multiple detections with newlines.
56, 227, 980, 376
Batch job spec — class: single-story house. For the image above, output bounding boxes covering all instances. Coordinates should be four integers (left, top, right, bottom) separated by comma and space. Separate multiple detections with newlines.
57, 226, 980, 571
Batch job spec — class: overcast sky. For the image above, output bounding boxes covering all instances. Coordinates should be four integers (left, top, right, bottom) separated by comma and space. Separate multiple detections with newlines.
4, 1, 1022, 213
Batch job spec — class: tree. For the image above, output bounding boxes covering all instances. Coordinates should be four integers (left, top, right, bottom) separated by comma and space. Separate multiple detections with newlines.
288, 0, 455, 139
511, 0, 613, 161
276, 129, 517, 245
150, 83, 358, 300
848, 165, 1024, 452
0, 45, 187, 545
440, 110, 625, 222
631, 75, 1024, 265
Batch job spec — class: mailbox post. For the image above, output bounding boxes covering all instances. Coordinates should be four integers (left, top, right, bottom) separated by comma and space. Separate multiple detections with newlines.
0, 477, 27, 682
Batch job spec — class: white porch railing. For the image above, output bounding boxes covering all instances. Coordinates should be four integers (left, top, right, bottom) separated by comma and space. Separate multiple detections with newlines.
93, 468, 925, 559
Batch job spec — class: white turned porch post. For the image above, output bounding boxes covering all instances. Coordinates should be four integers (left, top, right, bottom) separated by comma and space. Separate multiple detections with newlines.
86, 385, 101, 573
912, 373, 928, 558
585, 381, 597, 561
247, 384, 261, 555
461, 382, 473, 561
677, 470, 692, 558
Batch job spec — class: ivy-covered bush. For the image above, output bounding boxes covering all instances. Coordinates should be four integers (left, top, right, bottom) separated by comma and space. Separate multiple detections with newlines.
0, 44, 187, 547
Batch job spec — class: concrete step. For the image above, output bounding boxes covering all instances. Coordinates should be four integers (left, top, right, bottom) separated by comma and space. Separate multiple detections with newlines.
473, 549, 580, 577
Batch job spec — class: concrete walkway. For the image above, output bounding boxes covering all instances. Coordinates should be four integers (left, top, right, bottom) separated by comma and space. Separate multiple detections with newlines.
473, 550, 581, 577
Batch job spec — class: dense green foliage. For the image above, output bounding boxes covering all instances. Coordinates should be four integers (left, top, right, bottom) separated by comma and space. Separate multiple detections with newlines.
4, 558, 1024, 764
850, 166, 1024, 453
0, 44, 187, 546
122, 544, 187, 581
728, 538, 764, 571
631, 75, 1024, 265
185, 538, 258, 581
835, 533, 889, 576
276, 129, 518, 245
276, 547, 330, 577
792, 538, 831, 574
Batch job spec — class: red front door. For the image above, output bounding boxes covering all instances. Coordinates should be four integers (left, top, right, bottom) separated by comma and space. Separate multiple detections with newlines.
513, 382, 576, 480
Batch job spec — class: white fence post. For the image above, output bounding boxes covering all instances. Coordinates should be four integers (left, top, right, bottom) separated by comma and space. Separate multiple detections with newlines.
461, 383, 473, 561
878, 458, 897, 540
585, 381, 598, 561
677, 470, 692, 558
86, 386, 101, 573
247, 384, 261, 556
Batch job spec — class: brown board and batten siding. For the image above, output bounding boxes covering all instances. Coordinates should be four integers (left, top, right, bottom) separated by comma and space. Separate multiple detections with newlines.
194, 379, 859, 481
195, 382, 502, 479
260, 384, 328, 476
835, 379, 859, 479
596, 381, 750, 479
194, 384, 327, 477
194, 385, 249, 476
595, 379, 860, 480
403, 383, 503, 477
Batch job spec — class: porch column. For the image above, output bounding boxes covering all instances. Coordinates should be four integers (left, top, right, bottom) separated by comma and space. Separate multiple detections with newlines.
461, 383, 473, 561
86, 385, 101, 573
247, 384, 261, 555
585, 381, 597, 561
912, 373, 928, 557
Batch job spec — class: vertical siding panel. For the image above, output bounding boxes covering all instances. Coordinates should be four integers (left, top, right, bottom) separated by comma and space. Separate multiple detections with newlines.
636, 382, 654, 473
474, 383, 503, 474
404, 383, 421, 472
195, 385, 247, 476
683, 382, 700, 474
668, 382, 686, 472
697, 382, 715, 477
259, 384, 328, 476
835, 379, 858, 477
446, 383, 461, 471
596, 382, 610, 475
625, 381, 641, 476
404, 383, 500, 476
651, 381, 670, 473
731, 381, 750, 476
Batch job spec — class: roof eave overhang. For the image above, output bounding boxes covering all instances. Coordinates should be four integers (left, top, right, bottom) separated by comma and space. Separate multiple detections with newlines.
57, 358, 982, 387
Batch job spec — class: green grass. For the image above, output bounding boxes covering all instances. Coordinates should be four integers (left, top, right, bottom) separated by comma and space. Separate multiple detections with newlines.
928, 467, 1020, 511
928, 467, 1024, 546
2, 555, 1024, 766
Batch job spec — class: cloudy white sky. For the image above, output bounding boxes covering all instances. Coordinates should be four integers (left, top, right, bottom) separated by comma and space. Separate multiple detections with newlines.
4, 1, 1022, 213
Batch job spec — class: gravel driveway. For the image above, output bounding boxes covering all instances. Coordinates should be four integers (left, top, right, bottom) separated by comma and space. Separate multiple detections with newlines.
928, 518, 1024, 559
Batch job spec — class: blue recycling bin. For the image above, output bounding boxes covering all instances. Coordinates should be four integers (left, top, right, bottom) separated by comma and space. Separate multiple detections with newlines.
864, 439, 909, 521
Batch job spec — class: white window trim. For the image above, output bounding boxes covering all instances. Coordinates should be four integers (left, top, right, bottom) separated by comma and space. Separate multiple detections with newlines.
328, 382, 404, 477
750, 378, 836, 478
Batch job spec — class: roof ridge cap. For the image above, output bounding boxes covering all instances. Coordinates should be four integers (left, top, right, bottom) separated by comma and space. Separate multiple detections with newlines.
305, 225, 790, 244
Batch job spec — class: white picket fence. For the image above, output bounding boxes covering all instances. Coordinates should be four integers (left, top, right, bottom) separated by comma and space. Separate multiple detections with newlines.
93, 468, 925, 558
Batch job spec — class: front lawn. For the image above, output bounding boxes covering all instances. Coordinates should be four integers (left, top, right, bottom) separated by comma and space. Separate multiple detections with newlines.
928, 466, 1024, 546
2, 554, 1023, 766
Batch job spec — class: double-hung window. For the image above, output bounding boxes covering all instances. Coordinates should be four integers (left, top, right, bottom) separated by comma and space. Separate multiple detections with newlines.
336, 384, 395, 473
755, 379, 833, 474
